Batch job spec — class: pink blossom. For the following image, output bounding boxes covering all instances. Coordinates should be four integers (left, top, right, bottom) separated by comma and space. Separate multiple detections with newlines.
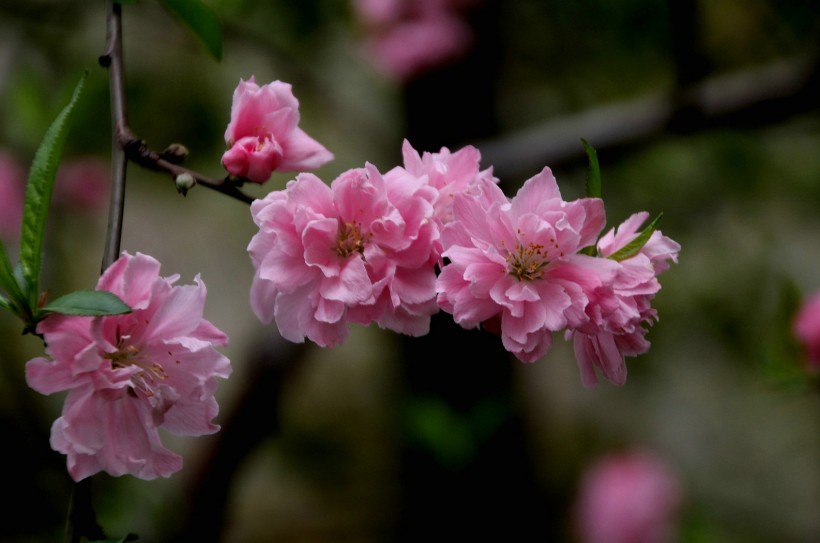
353, 0, 478, 81
794, 291, 820, 372
0, 150, 25, 243
248, 163, 440, 346
222, 77, 334, 183
25, 252, 231, 481
567, 212, 680, 387
436, 169, 616, 362
574, 450, 684, 543
388, 139, 497, 228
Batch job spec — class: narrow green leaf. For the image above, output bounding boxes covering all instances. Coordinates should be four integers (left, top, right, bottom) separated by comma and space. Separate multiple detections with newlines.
581, 138, 602, 199
608, 212, 664, 262
0, 294, 11, 313
0, 239, 29, 316
40, 290, 132, 317
158, 0, 223, 61
19, 71, 88, 309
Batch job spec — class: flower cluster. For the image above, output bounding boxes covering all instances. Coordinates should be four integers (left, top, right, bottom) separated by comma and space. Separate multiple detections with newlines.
248, 139, 680, 386
25, 252, 231, 481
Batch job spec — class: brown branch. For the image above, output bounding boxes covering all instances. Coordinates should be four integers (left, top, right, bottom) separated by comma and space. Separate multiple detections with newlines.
119, 136, 255, 204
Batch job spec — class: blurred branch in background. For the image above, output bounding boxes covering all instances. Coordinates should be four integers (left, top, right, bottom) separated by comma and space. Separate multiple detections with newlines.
478, 52, 820, 179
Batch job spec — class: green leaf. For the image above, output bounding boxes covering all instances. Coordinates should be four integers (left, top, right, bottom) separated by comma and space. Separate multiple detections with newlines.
40, 290, 132, 317
581, 138, 602, 199
0, 239, 29, 318
608, 212, 663, 262
19, 71, 88, 309
158, 0, 223, 61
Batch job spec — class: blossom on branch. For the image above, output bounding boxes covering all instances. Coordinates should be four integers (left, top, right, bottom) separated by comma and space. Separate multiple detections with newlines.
794, 291, 820, 372
388, 138, 497, 228
566, 212, 680, 387
25, 252, 231, 481
436, 169, 616, 363
222, 77, 334, 183
248, 163, 440, 346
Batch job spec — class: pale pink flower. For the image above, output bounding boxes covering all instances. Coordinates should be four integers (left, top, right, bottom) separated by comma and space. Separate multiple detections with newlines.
794, 291, 820, 372
25, 252, 231, 481
567, 212, 680, 387
248, 163, 440, 347
436, 169, 616, 362
0, 150, 25, 242
222, 77, 333, 183
574, 450, 684, 543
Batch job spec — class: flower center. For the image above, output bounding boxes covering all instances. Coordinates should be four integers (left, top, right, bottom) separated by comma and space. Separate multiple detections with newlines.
506, 241, 550, 281
104, 341, 168, 397
335, 220, 369, 258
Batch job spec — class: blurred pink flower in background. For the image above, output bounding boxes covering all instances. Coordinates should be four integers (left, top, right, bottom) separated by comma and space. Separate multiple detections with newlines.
54, 157, 109, 211
353, 0, 481, 81
25, 252, 231, 481
574, 450, 684, 543
0, 150, 25, 243
794, 291, 820, 372
567, 212, 681, 387
222, 77, 334, 184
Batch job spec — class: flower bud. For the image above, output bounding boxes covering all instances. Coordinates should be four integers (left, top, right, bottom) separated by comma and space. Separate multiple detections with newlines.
174, 173, 196, 196
161, 143, 189, 164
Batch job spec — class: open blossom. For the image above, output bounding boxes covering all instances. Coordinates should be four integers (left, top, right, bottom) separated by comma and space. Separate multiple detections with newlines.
25, 252, 231, 481
222, 77, 334, 183
574, 450, 684, 543
436, 169, 617, 363
794, 291, 820, 372
567, 212, 680, 387
248, 163, 440, 347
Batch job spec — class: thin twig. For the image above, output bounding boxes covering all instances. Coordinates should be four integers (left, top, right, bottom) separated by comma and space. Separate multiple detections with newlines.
99, 0, 127, 272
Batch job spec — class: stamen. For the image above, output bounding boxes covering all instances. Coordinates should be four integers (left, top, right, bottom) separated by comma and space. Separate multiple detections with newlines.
335, 220, 368, 258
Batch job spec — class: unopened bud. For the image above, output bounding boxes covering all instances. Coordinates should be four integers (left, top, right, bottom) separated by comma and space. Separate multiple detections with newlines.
175, 173, 196, 196
161, 143, 189, 164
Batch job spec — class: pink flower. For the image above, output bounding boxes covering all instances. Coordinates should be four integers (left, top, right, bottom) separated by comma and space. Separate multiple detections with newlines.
0, 150, 25, 243
248, 163, 440, 347
222, 77, 334, 183
353, 0, 478, 81
436, 169, 616, 362
794, 291, 820, 372
25, 252, 231, 481
567, 212, 680, 387
574, 450, 684, 543
388, 139, 497, 228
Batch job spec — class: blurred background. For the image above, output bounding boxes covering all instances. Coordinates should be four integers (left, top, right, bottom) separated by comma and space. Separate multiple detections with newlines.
1, 0, 819, 541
